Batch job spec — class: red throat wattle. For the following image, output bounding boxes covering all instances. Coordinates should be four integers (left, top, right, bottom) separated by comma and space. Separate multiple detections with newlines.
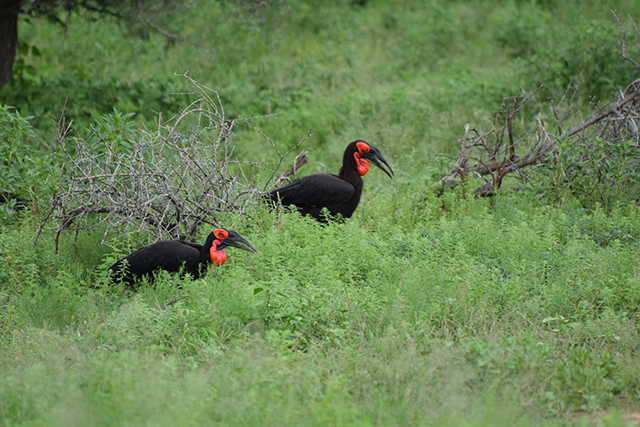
354, 142, 371, 176
353, 153, 369, 176
210, 240, 227, 266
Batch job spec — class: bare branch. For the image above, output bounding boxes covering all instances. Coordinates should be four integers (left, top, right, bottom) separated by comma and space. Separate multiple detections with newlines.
271, 151, 309, 188
612, 11, 640, 70
436, 83, 640, 197
254, 127, 313, 191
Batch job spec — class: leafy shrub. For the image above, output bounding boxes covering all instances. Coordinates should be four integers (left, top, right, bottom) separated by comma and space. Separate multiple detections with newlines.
495, 2, 555, 59
0, 72, 189, 139
532, 134, 640, 210
499, 12, 639, 100
0, 105, 57, 222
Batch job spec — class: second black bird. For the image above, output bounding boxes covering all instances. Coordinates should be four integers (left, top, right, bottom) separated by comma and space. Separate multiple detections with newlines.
267, 140, 393, 221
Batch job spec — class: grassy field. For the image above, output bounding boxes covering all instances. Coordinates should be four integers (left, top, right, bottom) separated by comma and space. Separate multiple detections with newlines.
2, 0, 640, 425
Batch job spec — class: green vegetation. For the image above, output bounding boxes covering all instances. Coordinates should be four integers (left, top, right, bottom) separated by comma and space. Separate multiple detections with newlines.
2, 0, 640, 425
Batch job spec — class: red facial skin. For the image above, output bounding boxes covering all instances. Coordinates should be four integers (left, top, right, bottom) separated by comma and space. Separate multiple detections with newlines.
209, 229, 229, 266
353, 141, 371, 176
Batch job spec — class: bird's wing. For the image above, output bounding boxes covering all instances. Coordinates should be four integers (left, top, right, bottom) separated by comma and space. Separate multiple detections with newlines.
119, 240, 202, 275
269, 173, 355, 208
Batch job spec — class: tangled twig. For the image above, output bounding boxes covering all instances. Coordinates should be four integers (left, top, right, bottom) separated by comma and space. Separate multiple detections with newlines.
35, 75, 309, 249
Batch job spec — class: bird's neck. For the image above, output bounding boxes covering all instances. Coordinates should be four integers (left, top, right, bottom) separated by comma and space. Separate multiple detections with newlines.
203, 232, 216, 251
338, 165, 364, 209
339, 163, 364, 185
209, 241, 227, 266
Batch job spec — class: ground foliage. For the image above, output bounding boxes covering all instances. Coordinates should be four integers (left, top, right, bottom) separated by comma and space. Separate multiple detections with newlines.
3, 196, 640, 425
2, 0, 640, 425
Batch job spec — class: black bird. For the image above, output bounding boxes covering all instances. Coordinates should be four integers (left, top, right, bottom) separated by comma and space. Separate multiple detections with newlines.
267, 140, 393, 221
107, 228, 256, 285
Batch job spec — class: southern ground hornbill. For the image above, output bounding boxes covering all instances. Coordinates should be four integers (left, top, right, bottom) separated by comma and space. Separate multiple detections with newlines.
267, 140, 394, 221
107, 228, 256, 285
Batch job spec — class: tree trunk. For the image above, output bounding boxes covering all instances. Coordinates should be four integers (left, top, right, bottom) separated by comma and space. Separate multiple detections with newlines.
0, 6, 19, 87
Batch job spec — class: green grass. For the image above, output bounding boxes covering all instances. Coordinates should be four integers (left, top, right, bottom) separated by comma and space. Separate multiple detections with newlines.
7, 0, 639, 166
2, 0, 640, 425
2, 194, 640, 425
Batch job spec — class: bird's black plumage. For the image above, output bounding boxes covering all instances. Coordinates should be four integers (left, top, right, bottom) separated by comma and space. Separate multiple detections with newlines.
107, 229, 256, 285
267, 140, 393, 221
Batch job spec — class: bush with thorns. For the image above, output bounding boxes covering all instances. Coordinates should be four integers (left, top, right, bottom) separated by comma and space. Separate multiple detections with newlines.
37, 75, 308, 249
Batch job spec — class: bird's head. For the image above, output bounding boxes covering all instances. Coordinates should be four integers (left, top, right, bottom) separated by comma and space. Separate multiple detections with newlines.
209, 229, 257, 266
351, 140, 394, 178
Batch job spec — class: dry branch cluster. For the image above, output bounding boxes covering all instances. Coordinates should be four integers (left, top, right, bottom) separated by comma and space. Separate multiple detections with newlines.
438, 83, 640, 196
38, 75, 306, 248
437, 13, 640, 197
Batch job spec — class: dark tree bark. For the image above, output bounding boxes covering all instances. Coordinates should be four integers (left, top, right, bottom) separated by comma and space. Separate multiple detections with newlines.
0, 0, 20, 86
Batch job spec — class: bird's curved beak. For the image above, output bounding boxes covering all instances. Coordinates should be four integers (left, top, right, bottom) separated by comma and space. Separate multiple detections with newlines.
363, 146, 394, 179
225, 230, 258, 253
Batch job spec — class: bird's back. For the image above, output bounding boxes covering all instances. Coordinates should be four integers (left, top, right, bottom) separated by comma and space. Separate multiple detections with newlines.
109, 240, 204, 281
268, 173, 360, 219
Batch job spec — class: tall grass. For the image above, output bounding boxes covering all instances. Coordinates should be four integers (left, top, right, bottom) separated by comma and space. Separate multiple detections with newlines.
2, 192, 640, 425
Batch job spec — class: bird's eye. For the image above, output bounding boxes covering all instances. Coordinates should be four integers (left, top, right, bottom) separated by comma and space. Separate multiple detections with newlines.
356, 141, 370, 154
214, 229, 228, 239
